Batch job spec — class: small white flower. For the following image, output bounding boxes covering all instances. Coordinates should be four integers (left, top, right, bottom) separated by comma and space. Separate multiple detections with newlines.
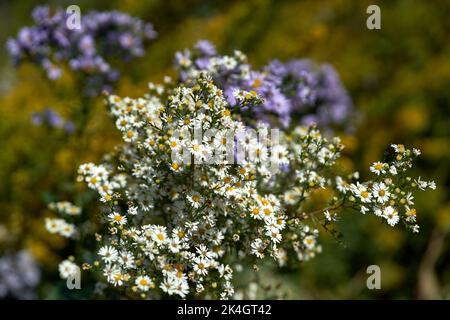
45, 218, 63, 234
389, 166, 398, 175
193, 258, 210, 276
135, 275, 153, 292
99, 246, 119, 264
108, 212, 127, 225
370, 162, 386, 175
152, 226, 168, 245
58, 260, 78, 279
383, 206, 399, 226
187, 192, 203, 209
118, 251, 135, 269
303, 235, 316, 249
372, 182, 390, 203
336, 176, 349, 194
353, 182, 372, 203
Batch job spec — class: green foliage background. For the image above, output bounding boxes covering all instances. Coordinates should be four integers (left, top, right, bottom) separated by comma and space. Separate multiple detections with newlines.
0, 0, 448, 299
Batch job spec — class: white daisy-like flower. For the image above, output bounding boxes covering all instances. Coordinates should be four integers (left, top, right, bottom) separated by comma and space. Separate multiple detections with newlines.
160, 276, 176, 295
151, 226, 168, 245
58, 260, 78, 279
59, 222, 76, 238
374, 207, 384, 217
336, 176, 349, 194
303, 235, 316, 249
99, 246, 119, 264
283, 190, 299, 205
173, 280, 190, 298
108, 268, 125, 286
187, 192, 203, 209
372, 182, 390, 203
383, 206, 399, 226
251, 238, 265, 258
370, 161, 386, 175
193, 258, 209, 276
45, 218, 63, 234
118, 251, 135, 269
405, 206, 417, 223
135, 275, 153, 292
353, 182, 372, 203
108, 212, 127, 225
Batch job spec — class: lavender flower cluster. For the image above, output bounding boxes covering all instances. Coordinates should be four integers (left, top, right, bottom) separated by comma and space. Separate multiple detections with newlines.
7, 6, 157, 96
32, 108, 75, 133
0, 251, 41, 299
175, 40, 354, 130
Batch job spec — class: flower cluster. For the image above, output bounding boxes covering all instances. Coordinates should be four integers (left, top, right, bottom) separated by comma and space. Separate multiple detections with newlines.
75, 75, 278, 299
0, 251, 41, 299
336, 145, 436, 232
7, 6, 156, 96
174, 40, 354, 129
45, 201, 80, 238
32, 108, 75, 133
46, 71, 435, 300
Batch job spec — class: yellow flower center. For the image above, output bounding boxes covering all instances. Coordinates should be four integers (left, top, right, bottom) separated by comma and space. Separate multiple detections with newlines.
156, 233, 165, 241
374, 163, 383, 171
139, 279, 148, 286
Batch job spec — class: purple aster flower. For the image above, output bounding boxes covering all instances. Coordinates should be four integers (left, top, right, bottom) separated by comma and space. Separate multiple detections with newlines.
194, 40, 216, 57
7, 6, 157, 97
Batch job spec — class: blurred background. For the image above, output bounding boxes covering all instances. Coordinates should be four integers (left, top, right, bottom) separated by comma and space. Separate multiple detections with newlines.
0, 0, 448, 299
